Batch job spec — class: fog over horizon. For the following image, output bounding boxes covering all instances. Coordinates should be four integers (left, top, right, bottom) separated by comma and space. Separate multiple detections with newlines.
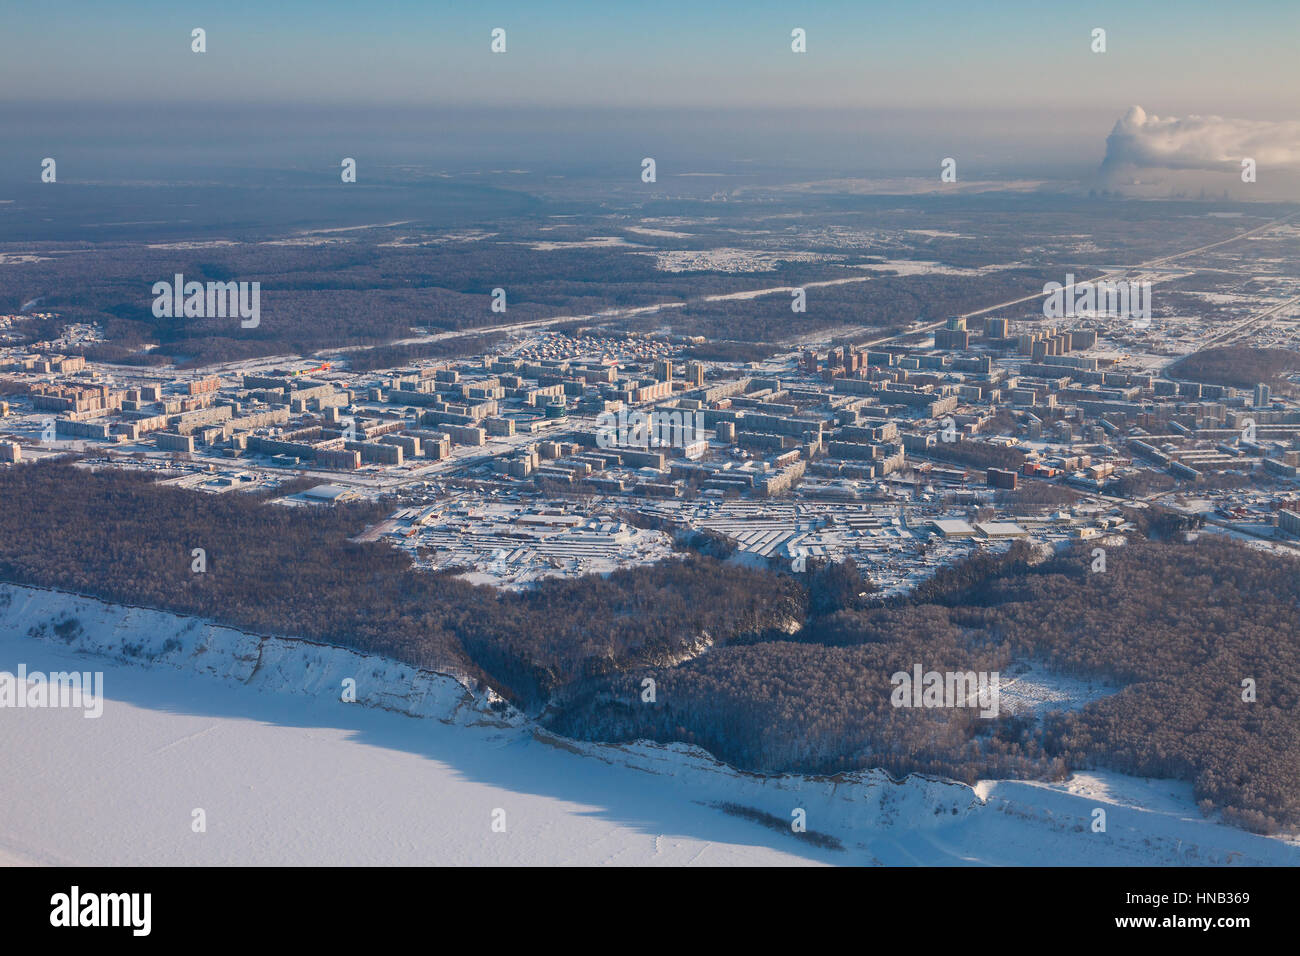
2, 1, 1298, 199
3, 102, 1298, 202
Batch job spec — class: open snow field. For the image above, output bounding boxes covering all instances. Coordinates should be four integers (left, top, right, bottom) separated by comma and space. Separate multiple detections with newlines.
0, 629, 826, 867
2, 584, 1296, 866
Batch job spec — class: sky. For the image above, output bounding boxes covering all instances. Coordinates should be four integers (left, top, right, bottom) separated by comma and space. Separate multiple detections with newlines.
2, 1, 1298, 192
2, 0, 1298, 113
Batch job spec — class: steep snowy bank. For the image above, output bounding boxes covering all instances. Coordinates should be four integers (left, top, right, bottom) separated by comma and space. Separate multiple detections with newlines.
3, 582, 1296, 865
3, 583, 505, 725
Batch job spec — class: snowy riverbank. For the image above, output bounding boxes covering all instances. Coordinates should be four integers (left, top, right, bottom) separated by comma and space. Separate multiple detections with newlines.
2, 582, 1295, 866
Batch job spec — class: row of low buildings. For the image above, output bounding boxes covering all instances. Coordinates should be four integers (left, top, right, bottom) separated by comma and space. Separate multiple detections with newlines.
3, 311, 1297, 514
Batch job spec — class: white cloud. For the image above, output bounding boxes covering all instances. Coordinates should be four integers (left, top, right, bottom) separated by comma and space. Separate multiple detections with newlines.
1102, 105, 1300, 172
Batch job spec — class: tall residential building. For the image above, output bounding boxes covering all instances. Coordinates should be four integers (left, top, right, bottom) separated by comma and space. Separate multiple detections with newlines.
935, 316, 970, 350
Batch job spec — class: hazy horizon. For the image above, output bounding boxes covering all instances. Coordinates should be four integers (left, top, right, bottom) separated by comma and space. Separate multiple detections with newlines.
4, 1, 1299, 199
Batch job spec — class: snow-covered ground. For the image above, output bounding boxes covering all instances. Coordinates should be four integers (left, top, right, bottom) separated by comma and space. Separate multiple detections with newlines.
2, 583, 1296, 866
997, 659, 1119, 716
644, 248, 845, 273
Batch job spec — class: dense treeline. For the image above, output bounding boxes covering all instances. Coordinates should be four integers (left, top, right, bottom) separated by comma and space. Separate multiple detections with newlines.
0, 238, 751, 365
0, 234, 1070, 365
974, 538, 1300, 833
0, 463, 803, 706
679, 341, 780, 363
1169, 346, 1300, 393
4, 194, 1284, 365
1, 463, 1296, 833
543, 638, 1050, 783
548, 535, 1300, 833
346, 332, 510, 371
614, 270, 1050, 344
